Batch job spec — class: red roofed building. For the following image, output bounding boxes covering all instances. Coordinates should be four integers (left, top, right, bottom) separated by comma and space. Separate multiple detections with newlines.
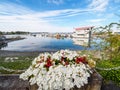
72, 26, 94, 47
72, 26, 94, 38
75, 26, 94, 31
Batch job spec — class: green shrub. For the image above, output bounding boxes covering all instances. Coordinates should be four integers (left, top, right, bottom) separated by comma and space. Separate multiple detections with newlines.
96, 60, 120, 86
97, 69, 120, 86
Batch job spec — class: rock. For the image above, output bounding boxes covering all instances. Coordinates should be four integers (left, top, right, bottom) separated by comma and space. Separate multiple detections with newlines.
0, 74, 29, 90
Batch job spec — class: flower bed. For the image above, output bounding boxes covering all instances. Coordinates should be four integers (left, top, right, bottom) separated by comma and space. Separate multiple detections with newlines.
20, 50, 96, 90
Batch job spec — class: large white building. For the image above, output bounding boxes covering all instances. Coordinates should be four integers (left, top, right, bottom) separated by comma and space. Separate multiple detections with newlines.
72, 26, 94, 47
72, 26, 93, 38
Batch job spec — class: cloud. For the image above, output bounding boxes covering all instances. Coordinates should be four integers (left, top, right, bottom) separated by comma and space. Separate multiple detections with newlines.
85, 19, 106, 26
0, 2, 34, 15
0, 1, 96, 32
0, 19, 72, 32
0, 0, 115, 32
34, 9, 91, 20
87, 19, 105, 23
47, 0, 64, 5
88, 0, 109, 12
0, 2, 75, 32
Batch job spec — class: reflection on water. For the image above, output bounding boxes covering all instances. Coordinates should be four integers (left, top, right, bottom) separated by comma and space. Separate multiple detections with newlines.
72, 38, 90, 47
1, 35, 93, 51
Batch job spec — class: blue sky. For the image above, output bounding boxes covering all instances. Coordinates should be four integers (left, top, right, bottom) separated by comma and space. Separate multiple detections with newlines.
0, 0, 120, 32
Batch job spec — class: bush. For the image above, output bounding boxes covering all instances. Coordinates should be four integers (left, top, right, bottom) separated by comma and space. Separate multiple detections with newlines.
96, 60, 120, 86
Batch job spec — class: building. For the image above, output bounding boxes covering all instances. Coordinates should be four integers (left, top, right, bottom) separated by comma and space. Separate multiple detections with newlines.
72, 26, 93, 38
72, 26, 94, 47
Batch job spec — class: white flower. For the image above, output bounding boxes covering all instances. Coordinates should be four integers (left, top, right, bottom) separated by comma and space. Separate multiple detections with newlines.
20, 49, 94, 90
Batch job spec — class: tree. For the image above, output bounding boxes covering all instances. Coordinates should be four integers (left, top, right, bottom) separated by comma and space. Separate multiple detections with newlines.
93, 22, 120, 60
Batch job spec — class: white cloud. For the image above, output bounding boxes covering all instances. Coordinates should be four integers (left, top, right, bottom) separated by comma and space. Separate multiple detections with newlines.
0, 19, 72, 32
47, 0, 64, 5
85, 19, 106, 26
88, 0, 109, 12
0, 2, 96, 32
87, 19, 105, 23
0, 2, 75, 32
0, 2, 34, 15
0, 0, 113, 32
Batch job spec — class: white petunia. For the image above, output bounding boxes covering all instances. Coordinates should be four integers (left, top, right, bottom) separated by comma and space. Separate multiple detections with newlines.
20, 49, 94, 90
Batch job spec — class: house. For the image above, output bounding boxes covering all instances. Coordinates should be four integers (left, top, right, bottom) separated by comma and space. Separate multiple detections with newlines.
72, 26, 94, 47
72, 26, 94, 38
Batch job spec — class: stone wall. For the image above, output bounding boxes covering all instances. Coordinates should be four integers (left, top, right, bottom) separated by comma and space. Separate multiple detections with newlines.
0, 70, 102, 90
0, 74, 29, 90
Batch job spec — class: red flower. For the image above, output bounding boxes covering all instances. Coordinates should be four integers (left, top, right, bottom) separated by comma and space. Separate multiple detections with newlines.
75, 58, 80, 64
45, 62, 52, 68
60, 57, 65, 64
45, 57, 52, 68
75, 57, 87, 64
61, 57, 64, 61
65, 61, 69, 65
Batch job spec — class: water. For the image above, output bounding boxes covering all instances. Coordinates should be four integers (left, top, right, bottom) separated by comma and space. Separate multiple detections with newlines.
1, 35, 94, 51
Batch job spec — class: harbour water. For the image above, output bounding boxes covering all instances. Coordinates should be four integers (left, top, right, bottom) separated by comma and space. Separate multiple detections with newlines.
0, 35, 95, 51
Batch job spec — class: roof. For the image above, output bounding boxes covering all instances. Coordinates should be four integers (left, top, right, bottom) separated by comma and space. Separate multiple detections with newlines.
75, 26, 94, 30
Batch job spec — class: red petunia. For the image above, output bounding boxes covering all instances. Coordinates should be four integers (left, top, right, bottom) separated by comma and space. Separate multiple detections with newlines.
45, 57, 53, 68
65, 61, 69, 65
75, 57, 87, 64
45, 62, 52, 68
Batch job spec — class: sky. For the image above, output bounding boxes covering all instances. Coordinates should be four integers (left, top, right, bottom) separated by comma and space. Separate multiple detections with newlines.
0, 0, 120, 32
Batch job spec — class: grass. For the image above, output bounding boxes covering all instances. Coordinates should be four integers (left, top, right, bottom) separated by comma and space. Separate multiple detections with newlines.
0, 56, 36, 74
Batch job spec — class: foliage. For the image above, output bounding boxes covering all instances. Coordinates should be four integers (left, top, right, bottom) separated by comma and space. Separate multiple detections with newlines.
92, 22, 120, 60
93, 22, 120, 86
105, 34, 120, 59
96, 59, 120, 86
98, 69, 120, 86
